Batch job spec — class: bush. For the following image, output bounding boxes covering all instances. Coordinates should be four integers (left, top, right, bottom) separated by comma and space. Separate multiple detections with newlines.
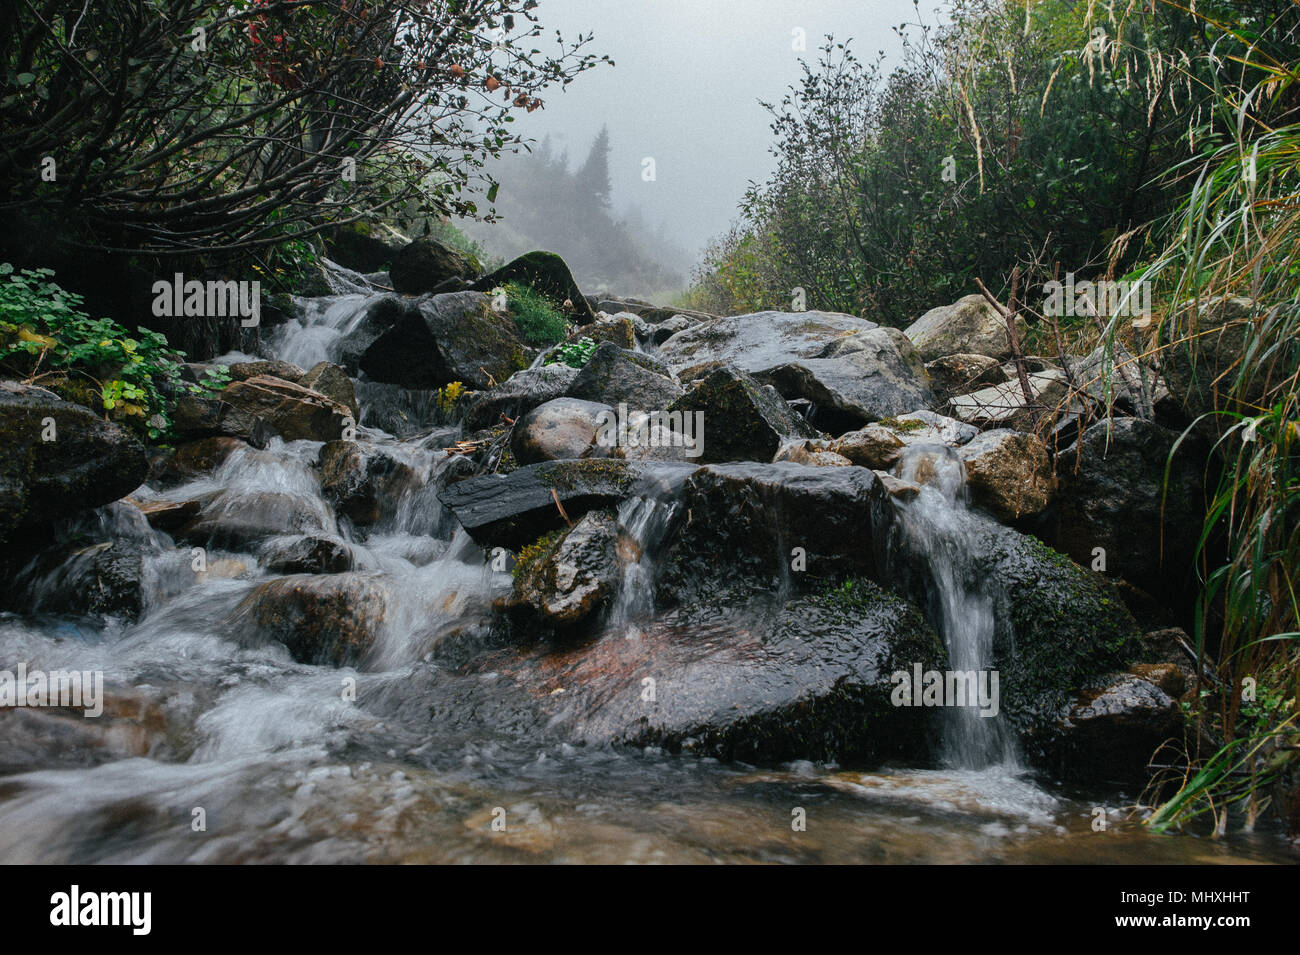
546, 338, 598, 369
0, 265, 217, 441
504, 281, 569, 346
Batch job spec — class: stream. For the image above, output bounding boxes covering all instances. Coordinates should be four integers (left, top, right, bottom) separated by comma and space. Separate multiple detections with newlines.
0, 275, 1293, 864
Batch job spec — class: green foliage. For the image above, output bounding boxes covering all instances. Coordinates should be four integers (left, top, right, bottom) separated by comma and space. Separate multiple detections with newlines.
546, 337, 597, 369
503, 281, 569, 346
0, 265, 188, 440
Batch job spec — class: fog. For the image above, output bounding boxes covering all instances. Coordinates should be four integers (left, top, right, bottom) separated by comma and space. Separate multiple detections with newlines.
460, 0, 949, 297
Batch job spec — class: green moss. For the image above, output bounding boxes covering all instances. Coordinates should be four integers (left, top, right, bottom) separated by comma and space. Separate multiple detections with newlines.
512, 528, 564, 580
878, 416, 926, 432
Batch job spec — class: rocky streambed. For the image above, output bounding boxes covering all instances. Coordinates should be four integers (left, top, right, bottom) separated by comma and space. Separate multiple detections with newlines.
0, 252, 1293, 863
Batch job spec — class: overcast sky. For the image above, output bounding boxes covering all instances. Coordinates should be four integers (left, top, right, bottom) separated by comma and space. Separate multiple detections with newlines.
496, 0, 949, 261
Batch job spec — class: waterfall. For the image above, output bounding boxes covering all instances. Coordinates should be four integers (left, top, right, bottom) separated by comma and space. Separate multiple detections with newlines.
889, 444, 1017, 770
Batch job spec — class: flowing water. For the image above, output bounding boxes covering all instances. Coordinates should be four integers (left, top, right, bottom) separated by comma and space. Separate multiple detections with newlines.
0, 281, 1294, 864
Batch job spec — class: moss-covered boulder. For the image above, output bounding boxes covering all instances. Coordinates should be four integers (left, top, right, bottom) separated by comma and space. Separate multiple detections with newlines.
471, 251, 596, 324
509, 509, 620, 629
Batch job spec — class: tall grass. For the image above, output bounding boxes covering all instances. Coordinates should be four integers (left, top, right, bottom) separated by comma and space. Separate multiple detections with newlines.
1095, 2, 1300, 834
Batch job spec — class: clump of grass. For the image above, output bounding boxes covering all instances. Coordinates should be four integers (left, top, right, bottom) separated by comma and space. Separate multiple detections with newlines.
503, 281, 568, 346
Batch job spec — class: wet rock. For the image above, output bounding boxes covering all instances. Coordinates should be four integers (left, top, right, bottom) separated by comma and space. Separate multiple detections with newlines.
666, 364, 816, 464
177, 490, 332, 549
510, 510, 620, 628
358, 291, 526, 391
228, 359, 305, 383
317, 440, 419, 527
761, 327, 934, 434
566, 342, 684, 410
0, 382, 149, 541
334, 295, 408, 374
462, 364, 580, 431
23, 539, 151, 619
658, 463, 888, 600
658, 309, 876, 378
881, 512, 1142, 749
171, 394, 271, 448
439, 459, 693, 550
232, 573, 390, 667
832, 423, 905, 469
597, 299, 715, 325
298, 361, 359, 421
477, 578, 945, 765
1052, 417, 1208, 612
511, 397, 612, 465
925, 353, 1008, 405
148, 436, 248, 487
904, 293, 1025, 362
1042, 670, 1182, 784
389, 237, 478, 294
774, 439, 852, 467
221, 375, 352, 442
957, 429, 1056, 521
470, 251, 597, 324
260, 535, 354, 575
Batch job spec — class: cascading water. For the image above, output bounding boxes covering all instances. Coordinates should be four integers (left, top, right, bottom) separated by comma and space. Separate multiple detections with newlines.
889, 444, 1017, 770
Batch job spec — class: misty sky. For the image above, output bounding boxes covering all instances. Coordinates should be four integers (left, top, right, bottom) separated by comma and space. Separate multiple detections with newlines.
496, 0, 950, 262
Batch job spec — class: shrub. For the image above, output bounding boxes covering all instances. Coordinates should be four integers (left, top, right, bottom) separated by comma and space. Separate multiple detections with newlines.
546, 337, 598, 369
0, 264, 214, 441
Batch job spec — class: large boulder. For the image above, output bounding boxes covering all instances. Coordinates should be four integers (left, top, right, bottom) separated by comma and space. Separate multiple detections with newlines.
904, 293, 1025, 362
666, 364, 816, 464
760, 328, 934, 433
333, 295, 407, 374
472, 577, 946, 765
438, 459, 694, 550
1052, 417, 1208, 612
657, 463, 889, 602
462, 364, 580, 431
510, 397, 613, 465
565, 342, 683, 410
389, 237, 478, 295
1062, 341, 1170, 420
0, 382, 148, 541
221, 375, 353, 442
470, 251, 596, 324
957, 429, 1056, 522
358, 291, 526, 391
658, 309, 876, 378
831, 424, 906, 470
